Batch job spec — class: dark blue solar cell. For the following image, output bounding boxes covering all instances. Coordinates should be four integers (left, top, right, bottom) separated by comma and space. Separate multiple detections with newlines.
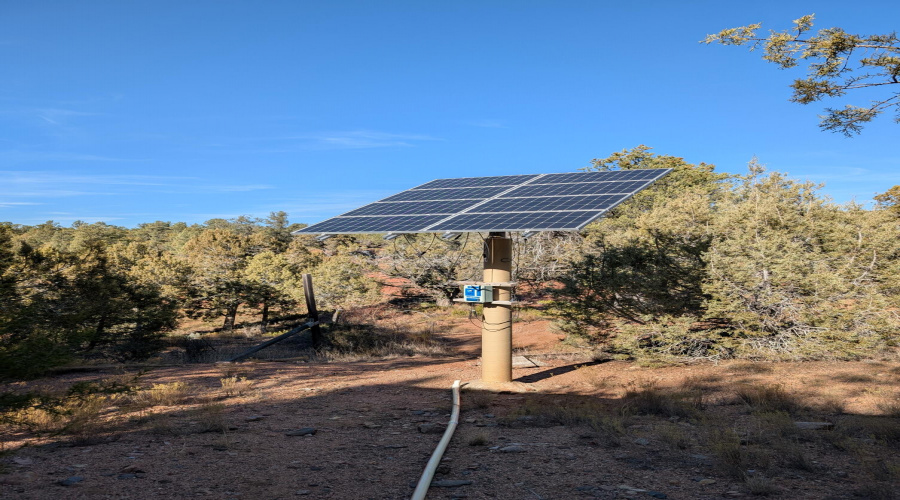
415, 175, 539, 189
297, 215, 447, 234
382, 186, 507, 202
430, 211, 602, 232
535, 169, 667, 184
476, 194, 620, 213
504, 180, 652, 198
342, 200, 476, 216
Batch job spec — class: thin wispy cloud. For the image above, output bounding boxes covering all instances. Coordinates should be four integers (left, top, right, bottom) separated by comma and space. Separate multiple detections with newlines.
307, 130, 439, 149
271, 190, 393, 221
214, 130, 443, 153
34, 108, 100, 126
0, 151, 148, 164
0, 171, 189, 188
0, 201, 41, 208
0, 171, 275, 202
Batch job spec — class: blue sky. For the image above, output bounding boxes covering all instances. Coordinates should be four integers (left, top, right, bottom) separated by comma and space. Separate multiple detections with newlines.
1, 1, 898, 227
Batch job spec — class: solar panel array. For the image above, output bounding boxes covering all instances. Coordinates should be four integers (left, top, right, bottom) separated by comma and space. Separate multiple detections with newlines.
295, 169, 671, 234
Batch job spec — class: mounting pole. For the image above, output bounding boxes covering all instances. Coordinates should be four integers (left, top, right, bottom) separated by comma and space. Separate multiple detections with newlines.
481, 232, 513, 382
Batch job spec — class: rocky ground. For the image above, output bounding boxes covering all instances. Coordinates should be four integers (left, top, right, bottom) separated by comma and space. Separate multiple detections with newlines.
1, 315, 899, 499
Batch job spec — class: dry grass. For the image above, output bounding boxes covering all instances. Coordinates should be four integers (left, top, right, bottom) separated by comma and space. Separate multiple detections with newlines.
316, 323, 451, 361
220, 376, 254, 397
744, 475, 778, 496
192, 403, 227, 433
465, 430, 490, 446
620, 379, 702, 419
130, 382, 192, 407
735, 384, 802, 414
832, 372, 875, 383
576, 365, 616, 391
729, 362, 774, 374
464, 390, 495, 410
7, 393, 112, 444
656, 423, 690, 450
876, 395, 900, 417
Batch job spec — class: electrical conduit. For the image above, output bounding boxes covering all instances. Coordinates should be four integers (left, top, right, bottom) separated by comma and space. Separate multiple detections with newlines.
411, 380, 461, 500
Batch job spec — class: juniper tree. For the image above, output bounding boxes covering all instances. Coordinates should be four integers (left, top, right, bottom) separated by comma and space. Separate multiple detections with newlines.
705, 14, 900, 135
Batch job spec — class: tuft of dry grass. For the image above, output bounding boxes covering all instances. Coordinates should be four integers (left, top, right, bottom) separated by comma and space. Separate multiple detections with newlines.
465, 431, 490, 446
779, 440, 815, 471
735, 384, 801, 414
875, 395, 900, 417
730, 362, 774, 374
832, 372, 875, 383
220, 376, 254, 397
837, 415, 900, 445
657, 423, 690, 450
577, 365, 616, 391
193, 403, 227, 433
708, 428, 746, 478
744, 475, 778, 496
621, 380, 702, 419
464, 391, 495, 410
131, 382, 192, 407
8, 393, 112, 443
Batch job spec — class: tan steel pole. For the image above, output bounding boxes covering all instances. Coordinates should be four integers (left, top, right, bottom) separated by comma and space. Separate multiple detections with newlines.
481, 232, 512, 382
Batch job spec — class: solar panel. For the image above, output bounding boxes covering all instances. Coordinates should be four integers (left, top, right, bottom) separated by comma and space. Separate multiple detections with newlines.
294, 169, 672, 234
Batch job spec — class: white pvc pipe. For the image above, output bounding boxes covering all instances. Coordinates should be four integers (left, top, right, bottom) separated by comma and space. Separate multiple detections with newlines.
411, 380, 461, 500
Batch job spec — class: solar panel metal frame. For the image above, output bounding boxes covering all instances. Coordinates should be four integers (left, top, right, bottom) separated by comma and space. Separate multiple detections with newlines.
294, 169, 672, 234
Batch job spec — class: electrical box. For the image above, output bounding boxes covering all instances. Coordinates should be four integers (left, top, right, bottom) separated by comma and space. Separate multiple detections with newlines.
463, 285, 493, 303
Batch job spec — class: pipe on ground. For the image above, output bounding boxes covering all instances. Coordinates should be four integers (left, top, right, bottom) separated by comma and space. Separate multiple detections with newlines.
411, 380, 461, 500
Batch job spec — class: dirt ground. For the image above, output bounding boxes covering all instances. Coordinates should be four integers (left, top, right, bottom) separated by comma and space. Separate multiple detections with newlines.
2, 315, 899, 499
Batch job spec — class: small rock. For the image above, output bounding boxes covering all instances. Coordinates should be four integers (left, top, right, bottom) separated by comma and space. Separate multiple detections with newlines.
245, 415, 264, 422
295, 490, 310, 495
836, 470, 849, 478
633, 438, 650, 446
464, 418, 476, 424
723, 491, 743, 498
362, 421, 381, 429
285, 428, 317, 436
116, 473, 138, 480
418, 423, 446, 434
618, 485, 647, 493
575, 485, 596, 492
309, 466, 324, 471
497, 445, 526, 453
119, 466, 145, 473
432, 480, 473, 488
698, 479, 716, 486
484, 414, 495, 418
13, 457, 33, 466
647, 492, 667, 499
58, 476, 84, 487
384, 444, 407, 449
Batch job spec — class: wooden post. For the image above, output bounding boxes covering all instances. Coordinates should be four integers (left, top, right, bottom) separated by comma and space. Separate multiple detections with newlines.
481, 232, 513, 382
303, 273, 322, 348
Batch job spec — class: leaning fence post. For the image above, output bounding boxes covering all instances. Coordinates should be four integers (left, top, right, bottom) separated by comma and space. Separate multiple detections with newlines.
302, 273, 322, 348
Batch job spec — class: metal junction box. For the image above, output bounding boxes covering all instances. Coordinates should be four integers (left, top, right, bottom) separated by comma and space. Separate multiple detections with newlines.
463, 285, 493, 303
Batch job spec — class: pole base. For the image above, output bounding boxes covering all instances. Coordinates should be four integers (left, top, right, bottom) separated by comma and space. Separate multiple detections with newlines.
461, 380, 537, 393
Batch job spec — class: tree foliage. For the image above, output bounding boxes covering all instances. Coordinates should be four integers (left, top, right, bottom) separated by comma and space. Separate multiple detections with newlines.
705, 14, 900, 135
549, 147, 900, 361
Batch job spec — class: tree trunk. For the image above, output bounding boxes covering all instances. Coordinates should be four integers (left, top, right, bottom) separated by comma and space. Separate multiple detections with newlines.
223, 304, 239, 332
260, 301, 269, 333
